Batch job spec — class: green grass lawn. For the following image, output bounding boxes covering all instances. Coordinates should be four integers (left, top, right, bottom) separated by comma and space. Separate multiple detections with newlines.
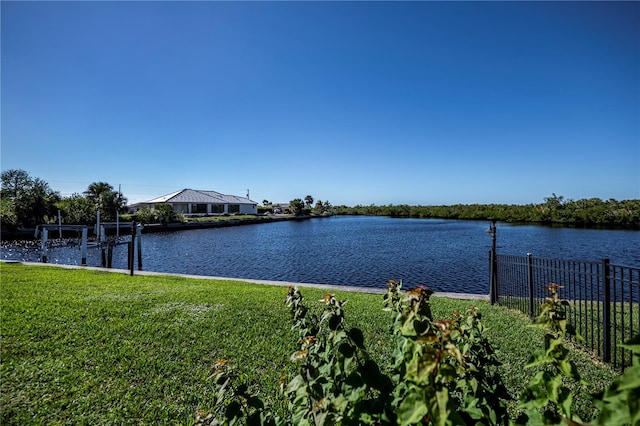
0, 263, 620, 425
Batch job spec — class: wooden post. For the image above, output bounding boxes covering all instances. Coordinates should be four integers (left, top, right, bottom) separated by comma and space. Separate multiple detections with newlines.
96, 210, 101, 242
100, 225, 107, 267
107, 243, 113, 268
81, 227, 88, 266
58, 210, 62, 239
136, 224, 143, 270
41, 228, 49, 263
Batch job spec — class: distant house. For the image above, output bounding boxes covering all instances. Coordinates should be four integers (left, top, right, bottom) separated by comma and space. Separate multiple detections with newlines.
275, 203, 290, 214
130, 189, 258, 215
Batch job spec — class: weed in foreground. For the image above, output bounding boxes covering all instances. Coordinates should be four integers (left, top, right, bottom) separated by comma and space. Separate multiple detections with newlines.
199, 280, 512, 425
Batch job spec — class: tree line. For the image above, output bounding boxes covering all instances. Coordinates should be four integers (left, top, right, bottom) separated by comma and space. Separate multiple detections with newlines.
2, 169, 637, 230
1, 169, 127, 229
334, 194, 640, 229
261, 195, 334, 217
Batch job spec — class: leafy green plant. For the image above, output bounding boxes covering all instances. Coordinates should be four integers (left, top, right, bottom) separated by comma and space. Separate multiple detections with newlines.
206, 281, 639, 426
452, 306, 511, 424
195, 359, 275, 426
385, 280, 509, 426
204, 281, 510, 426
283, 287, 390, 425
134, 206, 156, 224
154, 203, 182, 224
516, 283, 589, 425
593, 334, 640, 426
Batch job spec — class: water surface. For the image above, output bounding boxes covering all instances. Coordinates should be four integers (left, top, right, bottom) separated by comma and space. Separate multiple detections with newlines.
2, 216, 638, 294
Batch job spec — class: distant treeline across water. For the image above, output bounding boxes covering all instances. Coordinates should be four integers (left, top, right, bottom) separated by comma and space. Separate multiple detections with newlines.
335, 195, 640, 229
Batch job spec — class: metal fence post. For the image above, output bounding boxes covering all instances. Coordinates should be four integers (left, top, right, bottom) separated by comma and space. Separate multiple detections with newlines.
488, 220, 497, 304
602, 258, 611, 364
528, 253, 535, 318
489, 250, 495, 304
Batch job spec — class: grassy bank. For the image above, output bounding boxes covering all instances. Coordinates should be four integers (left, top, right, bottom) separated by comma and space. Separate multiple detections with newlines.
0, 263, 618, 424
183, 214, 268, 223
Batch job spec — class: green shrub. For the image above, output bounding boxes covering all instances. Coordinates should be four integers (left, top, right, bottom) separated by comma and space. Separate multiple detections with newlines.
199, 282, 638, 426
201, 281, 511, 425
592, 335, 640, 425
154, 204, 182, 224
135, 206, 155, 224
133, 205, 183, 225
516, 283, 588, 424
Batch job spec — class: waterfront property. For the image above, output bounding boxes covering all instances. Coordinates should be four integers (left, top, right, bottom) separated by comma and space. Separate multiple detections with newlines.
128, 188, 258, 216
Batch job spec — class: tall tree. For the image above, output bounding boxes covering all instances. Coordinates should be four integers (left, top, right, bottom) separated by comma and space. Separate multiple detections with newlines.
0, 197, 17, 227
55, 194, 96, 225
304, 195, 314, 207
1, 169, 31, 199
289, 198, 305, 216
0, 169, 59, 227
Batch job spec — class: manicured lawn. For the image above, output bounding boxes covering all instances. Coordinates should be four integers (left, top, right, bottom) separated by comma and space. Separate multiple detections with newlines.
0, 263, 619, 424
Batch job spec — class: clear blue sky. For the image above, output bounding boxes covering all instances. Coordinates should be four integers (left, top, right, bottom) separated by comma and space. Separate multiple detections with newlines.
2, 1, 638, 206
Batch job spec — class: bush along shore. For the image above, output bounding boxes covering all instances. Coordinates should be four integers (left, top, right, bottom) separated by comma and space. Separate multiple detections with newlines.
335, 195, 640, 230
1, 263, 632, 425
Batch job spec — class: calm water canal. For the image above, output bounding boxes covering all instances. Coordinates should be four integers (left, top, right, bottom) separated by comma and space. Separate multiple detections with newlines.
2, 216, 638, 294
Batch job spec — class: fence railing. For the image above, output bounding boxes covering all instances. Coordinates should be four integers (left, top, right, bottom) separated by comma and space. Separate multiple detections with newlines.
492, 253, 639, 370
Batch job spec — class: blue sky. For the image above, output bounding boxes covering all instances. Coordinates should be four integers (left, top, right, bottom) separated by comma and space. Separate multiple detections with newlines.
2, 1, 638, 206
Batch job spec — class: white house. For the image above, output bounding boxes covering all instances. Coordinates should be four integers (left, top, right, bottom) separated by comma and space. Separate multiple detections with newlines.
132, 189, 258, 215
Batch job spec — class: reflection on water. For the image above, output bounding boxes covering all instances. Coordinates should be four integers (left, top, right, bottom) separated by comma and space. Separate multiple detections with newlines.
2, 216, 638, 294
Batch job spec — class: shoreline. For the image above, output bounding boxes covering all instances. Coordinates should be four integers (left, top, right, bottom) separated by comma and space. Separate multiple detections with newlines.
0, 260, 489, 301
0, 214, 326, 240
142, 214, 317, 233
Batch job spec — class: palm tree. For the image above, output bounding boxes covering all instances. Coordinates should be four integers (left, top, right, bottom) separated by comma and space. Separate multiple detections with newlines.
84, 182, 113, 204
84, 182, 127, 222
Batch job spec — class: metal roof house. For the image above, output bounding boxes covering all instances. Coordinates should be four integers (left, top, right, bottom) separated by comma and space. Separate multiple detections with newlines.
133, 189, 258, 215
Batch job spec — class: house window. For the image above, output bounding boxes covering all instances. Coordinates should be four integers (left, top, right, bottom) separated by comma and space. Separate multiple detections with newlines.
229, 204, 240, 213
192, 204, 207, 213
211, 204, 224, 214
174, 204, 188, 213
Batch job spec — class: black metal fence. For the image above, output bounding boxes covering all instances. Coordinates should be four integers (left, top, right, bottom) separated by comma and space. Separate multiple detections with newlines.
492, 253, 639, 370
